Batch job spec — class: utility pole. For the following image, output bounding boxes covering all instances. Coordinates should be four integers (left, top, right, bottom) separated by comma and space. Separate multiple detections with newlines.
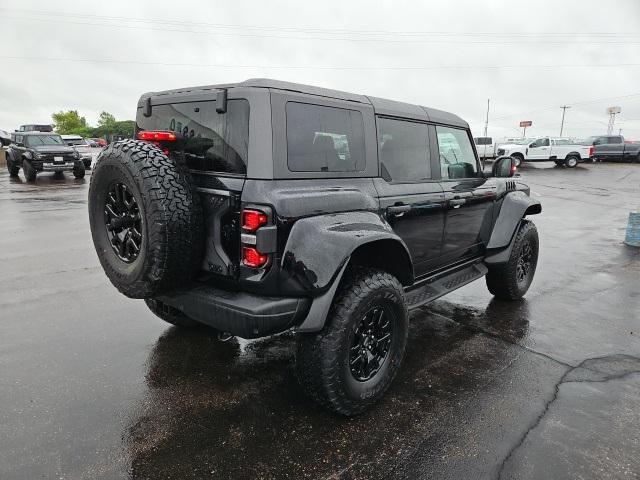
559, 105, 570, 137
483, 99, 490, 137
483, 99, 490, 165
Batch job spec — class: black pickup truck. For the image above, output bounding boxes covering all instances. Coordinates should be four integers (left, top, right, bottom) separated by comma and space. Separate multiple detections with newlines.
584, 135, 640, 163
88, 79, 541, 415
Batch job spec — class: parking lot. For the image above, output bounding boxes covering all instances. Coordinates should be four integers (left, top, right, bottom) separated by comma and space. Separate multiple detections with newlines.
0, 161, 638, 479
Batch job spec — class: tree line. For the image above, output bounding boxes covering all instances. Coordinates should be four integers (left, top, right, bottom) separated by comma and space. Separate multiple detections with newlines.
51, 110, 135, 140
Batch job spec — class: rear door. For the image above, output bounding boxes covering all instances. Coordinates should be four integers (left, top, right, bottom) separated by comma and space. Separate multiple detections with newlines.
436, 125, 496, 263
600, 135, 624, 160
374, 117, 445, 277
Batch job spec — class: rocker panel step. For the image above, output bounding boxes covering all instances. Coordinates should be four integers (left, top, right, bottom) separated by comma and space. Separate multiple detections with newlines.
405, 262, 488, 310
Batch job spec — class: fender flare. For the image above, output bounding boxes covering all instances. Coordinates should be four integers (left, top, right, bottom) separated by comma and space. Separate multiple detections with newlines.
280, 211, 412, 294
281, 211, 413, 332
485, 191, 541, 264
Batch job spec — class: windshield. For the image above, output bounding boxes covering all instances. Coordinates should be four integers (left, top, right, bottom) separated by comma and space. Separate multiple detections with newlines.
25, 135, 64, 147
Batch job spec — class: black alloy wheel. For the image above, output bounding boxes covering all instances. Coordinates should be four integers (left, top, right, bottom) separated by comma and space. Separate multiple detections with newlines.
349, 305, 395, 382
104, 182, 142, 263
516, 239, 534, 288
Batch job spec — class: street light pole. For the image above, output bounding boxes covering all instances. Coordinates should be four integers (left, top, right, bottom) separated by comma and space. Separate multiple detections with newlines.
560, 105, 570, 137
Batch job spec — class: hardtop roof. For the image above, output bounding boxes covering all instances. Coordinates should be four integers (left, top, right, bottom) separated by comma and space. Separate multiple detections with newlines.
140, 78, 468, 128
16, 131, 62, 136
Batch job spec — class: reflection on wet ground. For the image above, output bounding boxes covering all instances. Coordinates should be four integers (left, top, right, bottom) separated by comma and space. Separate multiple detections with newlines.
1, 163, 639, 479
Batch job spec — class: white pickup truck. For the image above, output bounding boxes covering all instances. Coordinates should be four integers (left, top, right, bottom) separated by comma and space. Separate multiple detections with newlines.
496, 137, 593, 168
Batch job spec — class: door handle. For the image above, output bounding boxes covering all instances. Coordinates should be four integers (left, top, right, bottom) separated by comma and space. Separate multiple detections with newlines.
387, 204, 411, 215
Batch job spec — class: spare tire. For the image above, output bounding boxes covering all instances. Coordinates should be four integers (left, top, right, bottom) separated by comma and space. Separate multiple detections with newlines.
88, 140, 204, 298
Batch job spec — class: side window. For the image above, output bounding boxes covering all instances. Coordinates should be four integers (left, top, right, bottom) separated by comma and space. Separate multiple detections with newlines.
286, 102, 365, 172
436, 126, 478, 180
541, 138, 550, 147
15, 135, 23, 145
608, 136, 623, 144
378, 117, 430, 182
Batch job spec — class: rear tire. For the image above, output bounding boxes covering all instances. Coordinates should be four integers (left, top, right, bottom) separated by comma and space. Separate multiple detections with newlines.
564, 155, 579, 168
145, 298, 200, 328
22, 159, 37, 181
88, 140, 204, 299
296, 268, 408, 416
486, 220, 539, 300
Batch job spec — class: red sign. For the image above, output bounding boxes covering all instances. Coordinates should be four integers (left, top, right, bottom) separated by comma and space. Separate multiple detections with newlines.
519, 121, 532, 127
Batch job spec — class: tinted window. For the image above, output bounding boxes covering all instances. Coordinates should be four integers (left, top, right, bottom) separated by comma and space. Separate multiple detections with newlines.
137, 99, 249, 175
378, 118, 430, 182
436, 126, 478, 179
286, 102, 365, 172
608, 136, 623, 144
474, 137, 492, 145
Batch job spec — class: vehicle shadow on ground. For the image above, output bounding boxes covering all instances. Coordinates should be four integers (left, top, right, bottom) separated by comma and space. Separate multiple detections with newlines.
124, 299, 530, 479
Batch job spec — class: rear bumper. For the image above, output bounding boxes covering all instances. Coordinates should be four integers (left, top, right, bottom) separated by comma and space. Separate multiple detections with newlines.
157, 284, 311, 339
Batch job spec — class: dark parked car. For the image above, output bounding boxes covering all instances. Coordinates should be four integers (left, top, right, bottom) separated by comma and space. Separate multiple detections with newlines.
88, 79, 541, 415
583, 135, 640, 163
6, 132, 85, 181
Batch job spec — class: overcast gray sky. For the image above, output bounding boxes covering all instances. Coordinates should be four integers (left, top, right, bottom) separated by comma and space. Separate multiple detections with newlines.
2, 0, 640, 140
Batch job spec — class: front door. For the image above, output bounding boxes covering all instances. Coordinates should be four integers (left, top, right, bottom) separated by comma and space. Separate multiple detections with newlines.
374, 117, 446, 277
527, 137, 550, 160
436, 125, 496, 263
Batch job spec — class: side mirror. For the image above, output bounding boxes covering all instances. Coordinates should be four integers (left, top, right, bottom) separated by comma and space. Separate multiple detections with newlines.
492, 156, 516, 178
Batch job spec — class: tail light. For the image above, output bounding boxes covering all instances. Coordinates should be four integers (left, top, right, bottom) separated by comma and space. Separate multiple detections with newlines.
137, 130, 176, 154
588, 146, 595, 157
240, 208, 271, 268
242, 247, 268, 268
242, 209, 268, 232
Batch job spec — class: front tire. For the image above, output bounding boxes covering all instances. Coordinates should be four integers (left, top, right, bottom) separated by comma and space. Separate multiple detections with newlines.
145, 298, 200, 328
512, 154, 523, 167
296, 268, 408, 416
22, 159, 37, 181
6, 154, 20, 176
73, 162, 86, 179
486, 220, 539, 300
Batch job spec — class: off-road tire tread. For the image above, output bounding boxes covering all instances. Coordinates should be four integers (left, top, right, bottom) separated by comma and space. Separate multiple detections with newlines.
73, 163, 86, 179
296, 267, 408, 416
23, 159, 36, 181
486, 220, 538, 300
6, 153, 20, 176
89, 140, 204, 298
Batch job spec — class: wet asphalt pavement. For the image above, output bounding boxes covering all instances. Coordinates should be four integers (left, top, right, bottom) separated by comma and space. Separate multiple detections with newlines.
0, 162, 638, 479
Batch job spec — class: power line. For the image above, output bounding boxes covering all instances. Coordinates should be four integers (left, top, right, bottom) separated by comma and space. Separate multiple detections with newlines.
4, 13, 640, 44
2, 55, 640, 71
3, 8, 640, 38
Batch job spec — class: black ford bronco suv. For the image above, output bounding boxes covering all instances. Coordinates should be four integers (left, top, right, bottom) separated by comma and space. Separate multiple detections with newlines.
88, 79, 541, 415
6, 132, 86, 181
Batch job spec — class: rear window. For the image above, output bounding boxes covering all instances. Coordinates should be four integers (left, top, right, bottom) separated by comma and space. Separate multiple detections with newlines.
286, 102, 365, 172
137, 99, 249, 175
474, 137, 492, 145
